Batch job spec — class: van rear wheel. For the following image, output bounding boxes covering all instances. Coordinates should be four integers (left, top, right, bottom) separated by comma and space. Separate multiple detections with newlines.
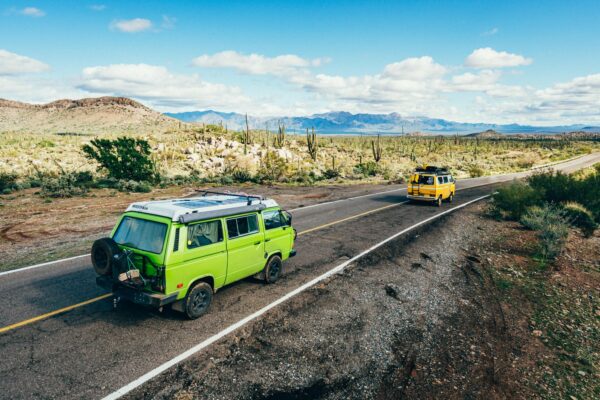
264, 255, 282, 284
448, 193, 454, 203
436, 196, 443, 207
184, 282, 213, 319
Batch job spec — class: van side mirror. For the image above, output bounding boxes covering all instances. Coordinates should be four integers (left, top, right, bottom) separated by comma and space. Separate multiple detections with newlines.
282, 210, 292, 226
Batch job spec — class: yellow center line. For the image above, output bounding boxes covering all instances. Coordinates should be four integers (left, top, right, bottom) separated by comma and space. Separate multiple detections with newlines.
0, 293, 113, 334
0, 199, 410, 334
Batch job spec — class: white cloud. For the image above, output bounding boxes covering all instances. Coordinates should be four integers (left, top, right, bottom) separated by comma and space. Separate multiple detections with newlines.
450, 70, 502, 91
161, 15, 176, 29
21, 7, 45, 17
481, 27, 498, 36
192, 51, 325, 76
382, 56, 446, 80
465, 47, 532, 68
0, 49, 50, 75
90, 5, 106, 11
110, 18, 153, 33
78, 63, 248, 110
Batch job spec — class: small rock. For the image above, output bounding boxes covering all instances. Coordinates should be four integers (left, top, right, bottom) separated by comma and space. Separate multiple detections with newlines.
385, 283, 402, 300
532, 330, 543, 337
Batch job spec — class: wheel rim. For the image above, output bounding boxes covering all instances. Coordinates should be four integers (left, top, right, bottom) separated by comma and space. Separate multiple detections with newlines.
269, 259, 281, 280
191, 290, 208, 314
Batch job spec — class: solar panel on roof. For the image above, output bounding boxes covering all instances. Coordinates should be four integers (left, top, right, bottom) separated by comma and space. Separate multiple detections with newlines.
173, 198, 244, 209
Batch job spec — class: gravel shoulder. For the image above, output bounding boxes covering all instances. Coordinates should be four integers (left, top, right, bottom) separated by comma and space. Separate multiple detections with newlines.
126, 203, 520, 400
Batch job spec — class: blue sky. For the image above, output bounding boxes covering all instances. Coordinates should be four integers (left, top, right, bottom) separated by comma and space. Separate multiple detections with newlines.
1, 0, 600, 124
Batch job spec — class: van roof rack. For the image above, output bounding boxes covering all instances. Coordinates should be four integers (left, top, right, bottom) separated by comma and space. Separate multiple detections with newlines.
200, 190, 264, 206
414, 165, 449, 175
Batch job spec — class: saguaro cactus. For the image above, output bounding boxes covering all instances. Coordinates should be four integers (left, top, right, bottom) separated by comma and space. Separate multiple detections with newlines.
243, 113, 252, 155
306, 127, 318, 161
371, 134, 382, 162
275, 123, 286, 148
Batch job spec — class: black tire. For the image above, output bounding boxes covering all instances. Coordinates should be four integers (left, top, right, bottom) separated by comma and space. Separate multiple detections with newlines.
448, 193, 454, 203
184, 282, 213, 319
91, 237, 121, 276
436, 196, 443, 207
264, 255, 283, 284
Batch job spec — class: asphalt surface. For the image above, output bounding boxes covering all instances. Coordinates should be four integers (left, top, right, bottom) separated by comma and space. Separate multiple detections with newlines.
0, 153, 598, 399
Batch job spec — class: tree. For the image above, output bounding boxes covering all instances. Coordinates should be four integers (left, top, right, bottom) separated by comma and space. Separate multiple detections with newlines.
82, 137, 157, 182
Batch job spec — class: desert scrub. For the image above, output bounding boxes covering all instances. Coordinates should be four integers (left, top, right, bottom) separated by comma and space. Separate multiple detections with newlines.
520, 205, 569, 263
561, 202, 597, 237
0, 171, 18, 194
40, 171, 89, 198
490, 180, 541, 220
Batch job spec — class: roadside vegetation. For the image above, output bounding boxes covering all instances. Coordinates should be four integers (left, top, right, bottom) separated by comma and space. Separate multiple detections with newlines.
0, 125, 598, 197
486, 165, 599, 398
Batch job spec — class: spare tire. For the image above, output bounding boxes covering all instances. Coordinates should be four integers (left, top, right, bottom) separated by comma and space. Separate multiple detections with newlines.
91, 237, 122, 276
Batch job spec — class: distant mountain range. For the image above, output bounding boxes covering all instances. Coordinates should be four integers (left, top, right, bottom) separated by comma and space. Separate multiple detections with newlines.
165, 110, 600, 135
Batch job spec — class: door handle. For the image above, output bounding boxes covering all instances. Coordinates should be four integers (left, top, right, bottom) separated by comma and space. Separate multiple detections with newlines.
265, 238, 271, 242
254, 241, 262, 245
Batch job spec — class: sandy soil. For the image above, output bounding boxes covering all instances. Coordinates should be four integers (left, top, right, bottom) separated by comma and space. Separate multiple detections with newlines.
0, 182, 400, 271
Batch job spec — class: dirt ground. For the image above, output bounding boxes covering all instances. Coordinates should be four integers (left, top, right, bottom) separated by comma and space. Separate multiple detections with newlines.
0, 182, 400, 271
123, 203, 599, 400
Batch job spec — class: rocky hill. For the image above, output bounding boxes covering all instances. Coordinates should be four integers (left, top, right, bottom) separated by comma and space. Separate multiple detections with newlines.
0, 97, 184, 134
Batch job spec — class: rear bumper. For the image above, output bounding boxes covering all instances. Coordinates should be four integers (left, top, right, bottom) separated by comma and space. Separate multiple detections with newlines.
407, 194, 438, 202
96, 276, 179, 308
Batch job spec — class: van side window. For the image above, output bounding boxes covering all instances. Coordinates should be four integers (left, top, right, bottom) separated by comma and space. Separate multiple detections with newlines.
443, 176, 449, 183
263, 210, 284, 230
187, 220, 223, 249
227, 214, 259, 239
438, 177, 443, 184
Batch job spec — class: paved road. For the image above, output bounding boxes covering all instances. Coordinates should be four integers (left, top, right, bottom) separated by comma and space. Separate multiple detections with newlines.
0, 153, 598, 399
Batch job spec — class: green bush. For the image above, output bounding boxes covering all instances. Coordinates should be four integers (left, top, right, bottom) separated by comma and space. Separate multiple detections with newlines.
115, 180, 152, 193
491, 180, 541, 220
520, 204, 569, 263
231, 169, 254, 183
256, 152, 290, 183
468, 165, 485, 178
354, 161, 379, 177
0, 172, 18, 192
322, 169, 340, 180
562, 202, 597, 237
82, 137, 158, 182
40, 172, 89, 198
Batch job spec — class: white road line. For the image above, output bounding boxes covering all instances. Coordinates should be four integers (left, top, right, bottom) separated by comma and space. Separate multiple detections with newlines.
102, 193, 491, 400
0, 254, 89, 278
2, 152, 594, 278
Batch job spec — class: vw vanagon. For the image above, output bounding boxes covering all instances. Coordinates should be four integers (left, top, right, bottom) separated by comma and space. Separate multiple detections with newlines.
91, 191, 296, 319
407, 166, 456, 206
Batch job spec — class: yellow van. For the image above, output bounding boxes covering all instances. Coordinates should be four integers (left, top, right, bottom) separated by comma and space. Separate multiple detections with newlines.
407, 166, 455, 207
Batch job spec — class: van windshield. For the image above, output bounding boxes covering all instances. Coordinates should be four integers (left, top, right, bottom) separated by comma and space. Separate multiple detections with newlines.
412, 175, 435, 185
113, 216, 167, 254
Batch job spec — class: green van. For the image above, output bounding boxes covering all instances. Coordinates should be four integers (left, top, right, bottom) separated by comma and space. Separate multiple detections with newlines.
91, 191, 296, 319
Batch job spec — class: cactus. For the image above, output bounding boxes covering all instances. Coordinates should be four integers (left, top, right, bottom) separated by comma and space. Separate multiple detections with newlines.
274, 123, 286, 148
306, 127, 318, 161
243, 113, 252, 155
371, 134, 382, 162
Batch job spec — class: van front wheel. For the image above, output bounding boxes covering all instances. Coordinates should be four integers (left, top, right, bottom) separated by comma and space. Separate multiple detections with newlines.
264, 255, 282, 284
184, 282, 213, 319
448, 193, 454, 203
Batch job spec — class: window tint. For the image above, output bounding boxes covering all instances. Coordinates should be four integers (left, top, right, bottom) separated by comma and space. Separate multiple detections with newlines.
113, 217, 167, 254
263, 210, 284, 230
437, 177, 443, 184
188, 220, 223, 249
443, 176, 449, 183
226, 214, 259, 239
413, 175, 434, 185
